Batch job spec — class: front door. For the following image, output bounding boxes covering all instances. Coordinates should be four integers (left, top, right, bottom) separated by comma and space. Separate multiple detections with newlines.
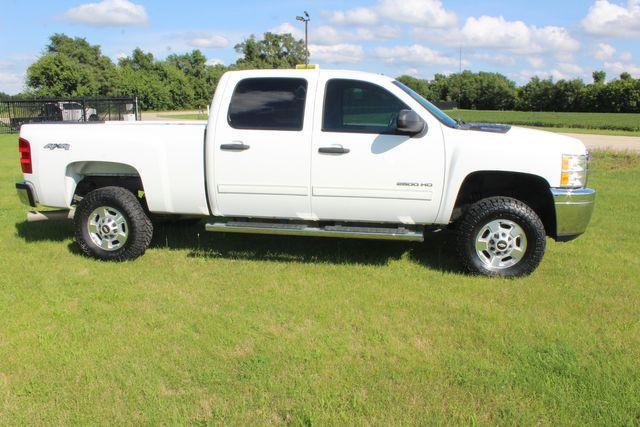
212, 75, 314, 219
311, 77, 445, 224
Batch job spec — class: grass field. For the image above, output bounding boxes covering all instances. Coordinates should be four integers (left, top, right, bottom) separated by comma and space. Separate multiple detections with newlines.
158, 113, 208, 120
444, 110, 640, 136
1, 133, 639, 424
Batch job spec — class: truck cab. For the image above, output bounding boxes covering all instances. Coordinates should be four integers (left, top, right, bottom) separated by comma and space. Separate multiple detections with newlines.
15, 68, 596, 277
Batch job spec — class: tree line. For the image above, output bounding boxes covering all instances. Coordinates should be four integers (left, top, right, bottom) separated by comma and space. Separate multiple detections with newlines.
397, 70, 640, 113
5, 33, 640, 113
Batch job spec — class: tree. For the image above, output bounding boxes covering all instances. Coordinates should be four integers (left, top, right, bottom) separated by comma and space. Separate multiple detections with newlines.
592, 70, 606, 84
26, 34, 118, 97
620, 72, 632, 81
398, 71, 516, 110
396, 75, 439, 101
167, 50, 219, 109
117, 48, 195, 110
234, 32, 307, 69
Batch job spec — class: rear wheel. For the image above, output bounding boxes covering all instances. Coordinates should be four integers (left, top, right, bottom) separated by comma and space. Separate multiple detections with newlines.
455, 197, 546, 277
74, 186, 153, 261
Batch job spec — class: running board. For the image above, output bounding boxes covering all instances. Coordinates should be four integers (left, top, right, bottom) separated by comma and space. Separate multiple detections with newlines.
205, 221, 424, 242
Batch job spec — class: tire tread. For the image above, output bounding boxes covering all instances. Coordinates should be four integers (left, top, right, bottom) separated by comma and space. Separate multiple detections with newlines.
73, 186, 153, 261
455, 196, 546, 277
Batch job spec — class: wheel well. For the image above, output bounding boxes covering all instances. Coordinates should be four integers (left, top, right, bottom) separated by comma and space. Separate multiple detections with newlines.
452, 171, 556, 237
74, 176, 144, 200
67, 162, 145, 205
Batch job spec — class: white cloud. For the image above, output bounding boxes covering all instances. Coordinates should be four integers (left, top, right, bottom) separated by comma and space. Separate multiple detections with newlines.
0, 71, 24, 95
527, 56, 545, 68
558, 62, 584, 74
377, 0, 457, 27
604, 61, 640, 77
592, 42, 616, 60
271, 22, 399, 45
459, 16, 579, 53
619, 51, 633, 61
309, 44, 365, 64
405, 67, 419, 76
327, 0, 456, 28
354, 26, 401, 41
206, 58, 225, 66
375, 44, 462, 66
187, 34, 229, 49
582, 0, 640, 37
64, 0, 148, 27
472, 53, 517, 66
413, 15, 579, 59
326, 7, 379, 26
270, 22, 304, 39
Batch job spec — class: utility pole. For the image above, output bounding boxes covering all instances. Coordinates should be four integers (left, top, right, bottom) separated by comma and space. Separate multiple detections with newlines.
296, 11, 310, 65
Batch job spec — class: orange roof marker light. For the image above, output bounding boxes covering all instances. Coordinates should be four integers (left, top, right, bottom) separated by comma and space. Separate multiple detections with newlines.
295, 64, 319, 70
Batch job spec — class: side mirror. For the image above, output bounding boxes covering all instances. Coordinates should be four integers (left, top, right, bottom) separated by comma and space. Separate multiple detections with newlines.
396, 110, 426, 135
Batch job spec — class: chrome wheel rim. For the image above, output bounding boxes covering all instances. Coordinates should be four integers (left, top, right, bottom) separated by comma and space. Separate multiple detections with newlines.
87, 206, 128, 251
475, 219, 527, 270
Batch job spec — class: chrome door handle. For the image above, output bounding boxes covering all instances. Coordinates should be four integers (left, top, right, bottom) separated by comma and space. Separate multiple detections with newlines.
318, 146, 350, 154
220, 143, 250, 151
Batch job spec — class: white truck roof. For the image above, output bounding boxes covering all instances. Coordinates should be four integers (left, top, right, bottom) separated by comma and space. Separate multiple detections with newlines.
224, 68, 394, 84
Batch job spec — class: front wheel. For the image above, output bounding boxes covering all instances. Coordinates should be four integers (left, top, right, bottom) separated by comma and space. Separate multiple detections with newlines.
455, 197, 546, 277
74, 186, 153, 261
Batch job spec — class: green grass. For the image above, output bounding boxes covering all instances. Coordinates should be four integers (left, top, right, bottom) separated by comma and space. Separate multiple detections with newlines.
158, 113, 207, 120
444, 110, 640, 136
1, 133, 640, 424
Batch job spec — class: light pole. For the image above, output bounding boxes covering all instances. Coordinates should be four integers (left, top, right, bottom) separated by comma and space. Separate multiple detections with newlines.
296, 11, 310, 65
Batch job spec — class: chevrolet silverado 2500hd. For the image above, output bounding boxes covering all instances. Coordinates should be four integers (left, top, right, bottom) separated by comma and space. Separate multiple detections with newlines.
15, 68, 596, 277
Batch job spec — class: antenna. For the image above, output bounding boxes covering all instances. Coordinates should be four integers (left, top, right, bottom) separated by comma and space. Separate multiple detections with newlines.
458, 45, 462, 111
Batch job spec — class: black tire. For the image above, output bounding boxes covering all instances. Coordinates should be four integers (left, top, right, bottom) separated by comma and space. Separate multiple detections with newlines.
455, 197, 546, 277
74, 186, 153, 261
88, 114, 99, 122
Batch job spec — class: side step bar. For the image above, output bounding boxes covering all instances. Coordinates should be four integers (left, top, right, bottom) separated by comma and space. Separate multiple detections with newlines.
205, 221, 424, 242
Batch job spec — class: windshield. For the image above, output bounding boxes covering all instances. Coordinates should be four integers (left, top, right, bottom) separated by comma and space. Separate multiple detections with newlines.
393, 81, 459, 129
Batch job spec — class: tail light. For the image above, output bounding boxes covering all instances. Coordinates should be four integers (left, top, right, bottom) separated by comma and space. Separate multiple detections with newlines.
19, 137, 32, 174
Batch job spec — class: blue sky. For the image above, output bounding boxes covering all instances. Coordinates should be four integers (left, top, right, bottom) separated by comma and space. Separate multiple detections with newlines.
1, 0, 640, 94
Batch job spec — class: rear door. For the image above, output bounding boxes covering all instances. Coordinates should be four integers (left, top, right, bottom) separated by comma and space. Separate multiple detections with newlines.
212, 74, 315, 219
310, 76, 445, 224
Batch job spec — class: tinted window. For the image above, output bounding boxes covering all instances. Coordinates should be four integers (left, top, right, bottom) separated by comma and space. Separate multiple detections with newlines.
228, 78, 307, 131
323, 79, 408, 134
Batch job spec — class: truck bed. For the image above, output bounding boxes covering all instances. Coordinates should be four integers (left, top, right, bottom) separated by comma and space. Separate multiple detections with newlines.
20, 121, 210, 215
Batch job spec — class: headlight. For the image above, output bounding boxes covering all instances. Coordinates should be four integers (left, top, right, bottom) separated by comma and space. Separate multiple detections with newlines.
560, 154, 588, 188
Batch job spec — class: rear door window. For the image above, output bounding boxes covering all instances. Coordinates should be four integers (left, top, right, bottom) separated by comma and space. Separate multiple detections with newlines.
228, 78, 308, 131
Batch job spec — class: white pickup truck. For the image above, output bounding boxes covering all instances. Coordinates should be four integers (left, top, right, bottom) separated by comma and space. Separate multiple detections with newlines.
16, 68, 595, 277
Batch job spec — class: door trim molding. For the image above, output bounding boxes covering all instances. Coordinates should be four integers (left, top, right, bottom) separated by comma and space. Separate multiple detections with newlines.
218, 184, 308, 196
312, 186, 432, 201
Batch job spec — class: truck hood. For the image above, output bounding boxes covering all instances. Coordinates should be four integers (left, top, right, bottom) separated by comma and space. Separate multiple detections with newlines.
453, 123, 587, 155
504, 125, 587, 155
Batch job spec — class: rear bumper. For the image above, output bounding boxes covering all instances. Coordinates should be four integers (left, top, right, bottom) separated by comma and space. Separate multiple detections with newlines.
551, 188, 596, 241
16, 181, 37, 207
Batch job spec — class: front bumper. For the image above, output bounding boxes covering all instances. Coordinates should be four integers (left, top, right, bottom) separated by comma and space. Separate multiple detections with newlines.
551, 188, 596, 241
16, 181, 37, 208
